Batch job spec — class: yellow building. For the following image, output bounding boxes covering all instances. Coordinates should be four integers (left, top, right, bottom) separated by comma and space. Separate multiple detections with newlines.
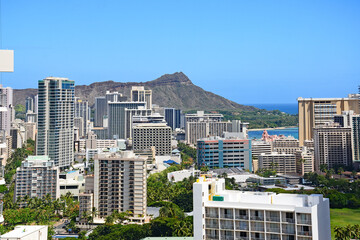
298, 95, 359, 146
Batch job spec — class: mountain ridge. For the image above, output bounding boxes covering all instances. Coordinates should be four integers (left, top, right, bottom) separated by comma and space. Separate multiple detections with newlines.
13, 72, 256, 111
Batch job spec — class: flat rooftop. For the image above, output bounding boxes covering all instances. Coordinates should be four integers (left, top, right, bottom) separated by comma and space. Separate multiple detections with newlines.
1, 225, 47, 238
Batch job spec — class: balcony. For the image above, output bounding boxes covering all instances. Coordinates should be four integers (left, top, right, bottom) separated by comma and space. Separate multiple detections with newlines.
266, 216, 280, 222
250, 216, 264, 221
235, 214, 248, 220
282, 218, 295, 223
298, 231, 312, 236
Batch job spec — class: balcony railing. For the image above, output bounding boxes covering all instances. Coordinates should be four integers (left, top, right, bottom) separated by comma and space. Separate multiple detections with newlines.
235, 215, 248, 220
298, 231, 312, 236
221, 214, 234, 219
283, 218, 295, 223
266, 227, 280, 233
250, 216, 264, 221
220, 224, 234, 230
266, 217, 280, 222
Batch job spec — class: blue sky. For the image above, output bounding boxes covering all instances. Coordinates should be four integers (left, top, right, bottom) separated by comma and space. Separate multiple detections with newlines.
1, 0, 359, 104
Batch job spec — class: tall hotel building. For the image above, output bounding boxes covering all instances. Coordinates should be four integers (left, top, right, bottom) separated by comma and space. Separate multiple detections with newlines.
197, 137, 252, 171
94, 151, 147, 223
36, 77, 74, 168
131, 86, 152, 109
313, 123, 352, 170
297, 96, 359, 146
194, 178, 331, 240
164, 108, 182, 130
185, 111, 232, 145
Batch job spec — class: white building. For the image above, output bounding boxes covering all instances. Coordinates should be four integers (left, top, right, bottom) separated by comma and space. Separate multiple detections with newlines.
193, 178, 331, 240
14, 156, 59, 201
59, 170, 85, 200
1, 225, 48, 240
167, 168, 200, 182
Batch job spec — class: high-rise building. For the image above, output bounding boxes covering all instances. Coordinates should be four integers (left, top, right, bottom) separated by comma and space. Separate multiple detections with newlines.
197, 137, 252, 170
164, 108, 181, 130
251, 141, 272, 159
94, 91, 127, 128
107, 102, 151, 139
34, 95, 38, 114
36, 77, 74, 168
194, 178, 331, 240
14, 156, 59, 201
132, 123, 172, 156
295, 147, 314, 175
334, 110, 360, 163
258, 153, 297, 174
94, 151, 147, 223
313, 123, 352, 170
272, 137, 300, 155
0, 85, 13, 135
75, 97, 90, 137
185, 111, 232, 145
25, 96, 34, 113
131, 86, 152, 109
94, 97, 106, 127
297, 96, 359, 146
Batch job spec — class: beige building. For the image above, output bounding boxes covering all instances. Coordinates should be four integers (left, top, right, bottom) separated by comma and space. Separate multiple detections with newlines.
313, 123, 352, 170
295, 147, 314, 175
132, 123, 172, 156
272, 137, 300, 155
258, 153, 297, 174
298, 96, 359, 146
94, 151, 147, 223
251, 141, 272, 159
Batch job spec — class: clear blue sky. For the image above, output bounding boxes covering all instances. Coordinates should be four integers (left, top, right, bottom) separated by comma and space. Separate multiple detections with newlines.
1, 0, 360, 104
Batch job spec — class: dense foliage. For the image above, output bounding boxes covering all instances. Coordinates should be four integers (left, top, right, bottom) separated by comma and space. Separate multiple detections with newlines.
147, 165, 195, 212
304, 172, 360, 208
334, 224, 360, 240
88, 216, 193, 240
177, 142, 196, 167
220, 110, 298, 129
14, 104, 26, 120
1, 139, 79, 239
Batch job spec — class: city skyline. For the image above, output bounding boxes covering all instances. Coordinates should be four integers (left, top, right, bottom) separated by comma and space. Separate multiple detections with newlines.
0, 0, 359, 104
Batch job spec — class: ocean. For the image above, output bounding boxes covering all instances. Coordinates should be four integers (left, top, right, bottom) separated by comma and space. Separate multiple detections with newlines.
250, 103, 298, 115
248, 127, 299, 140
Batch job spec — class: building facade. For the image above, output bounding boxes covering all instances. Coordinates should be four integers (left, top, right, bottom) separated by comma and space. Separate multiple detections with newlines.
313, 124, 352, 170
94, 151, 147, 223
0, 85, 13, 135
258, 153, 297, 174
14, 156, 59, 201
194, 178, 331, 240
197, 137, 252, 171
297, 96, 359, 146
36, 77, 74, 168
164, 108, 182, 130
132, 123, 172, 156
131, 86, 152, 109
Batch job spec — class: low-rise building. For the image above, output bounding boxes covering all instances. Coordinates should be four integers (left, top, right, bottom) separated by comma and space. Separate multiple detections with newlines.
1, 225, 48, 240
258, 153, 297, 174
167, 169, 200, 182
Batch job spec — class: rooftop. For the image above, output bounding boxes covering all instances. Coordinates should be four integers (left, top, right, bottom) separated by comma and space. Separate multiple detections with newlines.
1, 225, 47, 238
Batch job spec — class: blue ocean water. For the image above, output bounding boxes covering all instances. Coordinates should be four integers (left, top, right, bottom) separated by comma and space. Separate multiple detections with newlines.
248, 127, 299, 140
250, 103, 298, 115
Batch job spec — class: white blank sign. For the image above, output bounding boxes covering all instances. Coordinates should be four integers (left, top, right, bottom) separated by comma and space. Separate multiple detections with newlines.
0, 50, 14, 72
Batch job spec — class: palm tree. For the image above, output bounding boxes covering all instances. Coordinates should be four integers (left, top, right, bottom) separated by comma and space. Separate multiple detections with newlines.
298, 158, 306, 175
320, 164, 328, 173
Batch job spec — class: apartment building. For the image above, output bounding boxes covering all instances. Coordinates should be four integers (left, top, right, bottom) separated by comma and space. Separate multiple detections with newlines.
185, 111, 233, 145
334, 111, 360, 163
258, 153, 297, 174
94, 151, 147, 223
297, 96, 359, 146
313, 123, 352, 170
14, 156, 59, 201
75, 98, 90, 137
0, 85, 13, 135
164, 108, 182, 130
295, 147, 314, 175
197, 137, 252, 171
251, 141, 272, 159
272, 137, 300, 155
132, 123, 172, 156
37, 77, 74, 168
194, 178, 331, 240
